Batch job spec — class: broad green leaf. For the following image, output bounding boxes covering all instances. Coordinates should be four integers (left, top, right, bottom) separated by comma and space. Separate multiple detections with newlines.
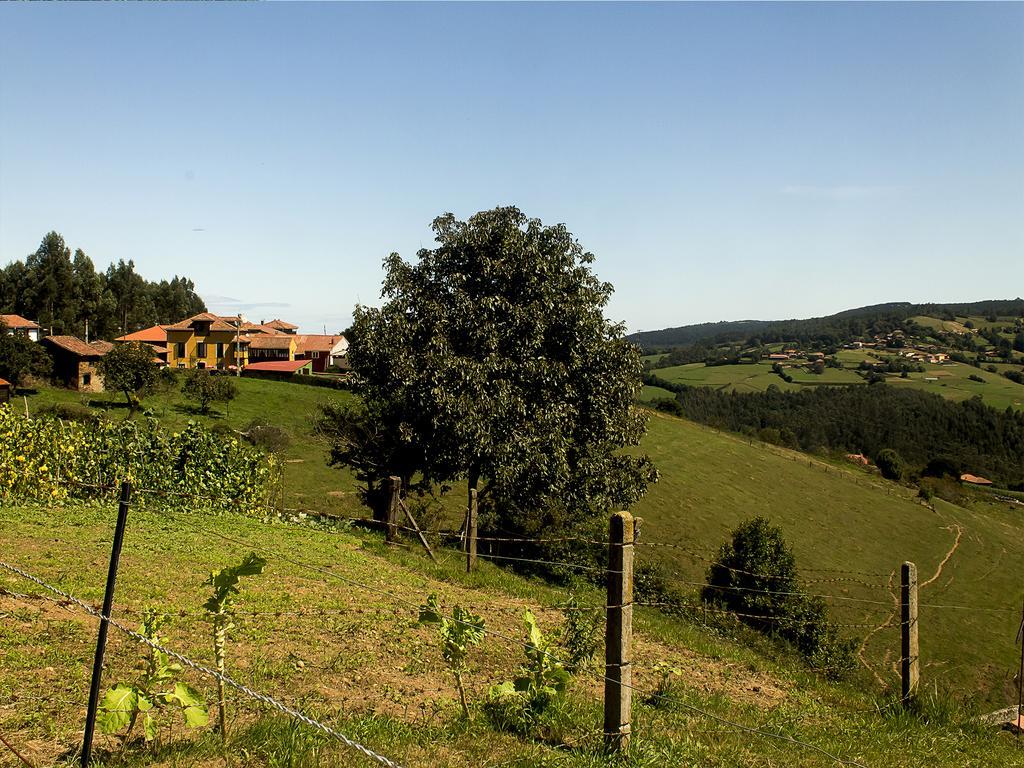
98, 684, 137, 734
143, 712, 157, 742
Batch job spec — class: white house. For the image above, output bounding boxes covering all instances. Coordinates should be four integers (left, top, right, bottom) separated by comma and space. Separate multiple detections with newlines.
0, 314, 41, 342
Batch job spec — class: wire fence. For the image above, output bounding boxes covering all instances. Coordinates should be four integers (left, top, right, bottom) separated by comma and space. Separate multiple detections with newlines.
3, 477, 1021, 768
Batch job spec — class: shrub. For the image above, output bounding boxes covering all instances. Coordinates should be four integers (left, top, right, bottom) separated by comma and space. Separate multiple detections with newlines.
702, 517, 855, 679
968, 374, 984, 383
557, 594, 602, 674
36, 402, 98, 423
243, 419, 291, 454
652, 398, 684, 417
875, 449, 905, 482
485, 610, 569, 733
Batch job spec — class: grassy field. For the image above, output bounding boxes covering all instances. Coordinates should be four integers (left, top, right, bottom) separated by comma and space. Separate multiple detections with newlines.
637, 384, 676, 402
887, 362, 1024, 411
652, 362, 801, 393
649, 355, 1024, 411
3, 499, 1021, 768
631, 412, 1024, 710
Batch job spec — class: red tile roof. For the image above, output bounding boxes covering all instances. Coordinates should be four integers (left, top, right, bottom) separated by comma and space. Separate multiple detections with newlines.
89, 341, 114, 355
265, 319, 298, 331
0, 378, 10, 388
165, 313, 237, 332
116, 325, 168, 343
42, 335, 107, 358
0, 314, 40, 330
294, 334, 343, 354
248, 335, 294, 350
960, 473, 993, 486
245, 360, 310, 373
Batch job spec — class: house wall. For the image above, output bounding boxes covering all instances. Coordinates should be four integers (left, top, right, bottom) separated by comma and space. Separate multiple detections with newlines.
0, 383, 10, 404
248, 339, 296, 363
76, 361, 104, 393
166, 329, 249, 369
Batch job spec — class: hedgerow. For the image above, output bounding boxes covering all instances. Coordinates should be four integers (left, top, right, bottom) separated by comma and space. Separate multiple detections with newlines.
0, 404, 272, 511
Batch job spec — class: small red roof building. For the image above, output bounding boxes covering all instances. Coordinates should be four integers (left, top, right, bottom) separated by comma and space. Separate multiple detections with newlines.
244, 360, 311, 373
116, 325, 168, 344
959, 473, 993, 486
0, 314, 41, 331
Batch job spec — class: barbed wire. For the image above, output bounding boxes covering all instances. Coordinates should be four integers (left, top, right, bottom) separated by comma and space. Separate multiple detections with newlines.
0, 559, 405, 768
150, 507, 875, 765
636, 540, 891, 579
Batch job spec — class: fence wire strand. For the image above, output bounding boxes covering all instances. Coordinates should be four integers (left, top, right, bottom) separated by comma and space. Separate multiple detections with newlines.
0, 560, 406, 768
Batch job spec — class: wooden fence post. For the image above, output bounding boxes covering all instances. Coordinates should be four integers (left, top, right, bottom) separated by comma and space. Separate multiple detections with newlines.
604, 511, 634, 752
465, 488, 478, 573
901, 560, 919, 704
385, 476, 401, 543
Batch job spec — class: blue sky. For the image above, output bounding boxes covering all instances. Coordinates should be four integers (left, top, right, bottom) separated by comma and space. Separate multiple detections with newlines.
1, 2, 1022, 334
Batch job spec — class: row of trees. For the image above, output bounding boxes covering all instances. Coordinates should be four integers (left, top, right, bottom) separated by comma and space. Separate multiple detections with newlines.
646, 373, 1024, 486
0, 231, 206, 340
316, 207, 656, 548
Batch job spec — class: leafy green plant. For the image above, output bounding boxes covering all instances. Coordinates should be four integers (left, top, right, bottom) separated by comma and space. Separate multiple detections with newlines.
702, 517, 855, 679
204, 552, 267, 741
486, 610, 569, 733
98, 341, 159, 415
418, 593, 485, 718
647, 661, 683, 707
0, 406, 271, 511
557, 594, 602, 674
98, 609, 208, 745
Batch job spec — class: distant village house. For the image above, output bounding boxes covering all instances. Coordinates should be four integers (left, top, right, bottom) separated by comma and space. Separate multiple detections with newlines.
40, 336, 109, 392
0, 314, 41, 342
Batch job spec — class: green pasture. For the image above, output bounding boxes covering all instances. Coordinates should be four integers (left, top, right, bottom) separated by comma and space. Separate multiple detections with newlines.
631, 412, 1024, 708
652, 362, 800, 393
886, 362, 1024, 411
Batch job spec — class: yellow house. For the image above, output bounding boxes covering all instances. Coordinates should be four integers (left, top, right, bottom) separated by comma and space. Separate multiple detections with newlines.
165, 313, 251, 370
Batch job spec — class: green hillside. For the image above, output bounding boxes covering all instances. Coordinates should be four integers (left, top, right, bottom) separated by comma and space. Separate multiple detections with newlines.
632, 411, 1024, 707
3, 380, 1024, 765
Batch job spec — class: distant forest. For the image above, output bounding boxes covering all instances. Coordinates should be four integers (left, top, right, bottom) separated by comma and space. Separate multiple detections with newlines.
631, 300, 1024, 351
646, 374, 1024, 486
0, 231, 206, 340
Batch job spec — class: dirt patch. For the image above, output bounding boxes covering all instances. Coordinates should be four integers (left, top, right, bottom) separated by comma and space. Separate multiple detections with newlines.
632, 637, 788, 709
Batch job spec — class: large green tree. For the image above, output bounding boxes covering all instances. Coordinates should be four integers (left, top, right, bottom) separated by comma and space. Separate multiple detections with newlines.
0, 321, 52, 389
338, 206, 656, 534
98, 342, 158, 414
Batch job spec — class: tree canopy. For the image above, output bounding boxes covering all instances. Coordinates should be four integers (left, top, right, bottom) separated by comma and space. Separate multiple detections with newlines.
98, 342, 159, 413
331, 207, 656, 533
0, 231, 206, 339
0, 321, 52, 389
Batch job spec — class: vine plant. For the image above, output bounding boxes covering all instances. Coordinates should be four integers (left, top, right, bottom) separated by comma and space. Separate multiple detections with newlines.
98, 609, 208, 745
418, 593, 485, 718
203, 552, 267, 742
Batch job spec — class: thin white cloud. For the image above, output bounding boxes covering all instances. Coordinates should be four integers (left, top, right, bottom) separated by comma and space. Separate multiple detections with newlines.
203, 294, 291, 311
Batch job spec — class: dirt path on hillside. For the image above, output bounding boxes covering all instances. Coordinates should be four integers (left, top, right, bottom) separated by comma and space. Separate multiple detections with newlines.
856, 523, 964, 687
857, 569, 899, 689
920, 524, 963, 590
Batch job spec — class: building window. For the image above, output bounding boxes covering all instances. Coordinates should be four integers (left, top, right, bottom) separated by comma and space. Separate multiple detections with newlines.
196, 342, 207, 358
197, 361, 206, 369
177, 362, 185, 369
176, 343, 185, 358
216, 343, 225, 358
82, 373, 91, 386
